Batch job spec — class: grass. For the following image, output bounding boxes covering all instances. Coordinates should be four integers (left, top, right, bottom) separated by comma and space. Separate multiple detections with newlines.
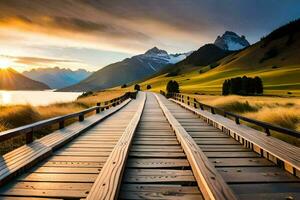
0, 89, 126, 154
192, 94, 300, 146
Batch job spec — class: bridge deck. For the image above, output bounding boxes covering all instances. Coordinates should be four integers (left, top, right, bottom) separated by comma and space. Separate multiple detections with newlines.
119, 93, 203, 199
0, 92, 299, 200
158, 94, 300, 200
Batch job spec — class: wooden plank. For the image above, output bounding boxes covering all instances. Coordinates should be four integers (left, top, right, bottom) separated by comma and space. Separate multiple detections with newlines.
155, 93, 237, 200
209, 158, 275, 167
129, 152, 186, 158
204, 152, 260, 158
86, 92, 146, 200
18, 173, 97, 182
127, 158, 189, 168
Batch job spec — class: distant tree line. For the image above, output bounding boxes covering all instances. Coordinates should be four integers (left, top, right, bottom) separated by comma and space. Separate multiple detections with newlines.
222, 76, 263, 95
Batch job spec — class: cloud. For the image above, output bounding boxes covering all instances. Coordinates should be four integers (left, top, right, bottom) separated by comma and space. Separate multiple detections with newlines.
1, 55, 80, 65
0, 0, 299, 56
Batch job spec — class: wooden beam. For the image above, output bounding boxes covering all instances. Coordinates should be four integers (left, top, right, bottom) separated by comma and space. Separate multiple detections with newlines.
155, 93, 237, 200
86, 93, 146, 200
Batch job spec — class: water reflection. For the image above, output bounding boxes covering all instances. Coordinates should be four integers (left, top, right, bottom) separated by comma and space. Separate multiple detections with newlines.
0, 91, 11, 104
0, 90, 81, 106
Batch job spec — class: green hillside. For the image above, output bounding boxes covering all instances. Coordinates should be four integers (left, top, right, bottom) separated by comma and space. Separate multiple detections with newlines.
138, 20, 300, 97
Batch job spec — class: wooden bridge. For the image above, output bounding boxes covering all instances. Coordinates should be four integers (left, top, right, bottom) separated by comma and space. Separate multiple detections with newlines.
0, 92, 299, 200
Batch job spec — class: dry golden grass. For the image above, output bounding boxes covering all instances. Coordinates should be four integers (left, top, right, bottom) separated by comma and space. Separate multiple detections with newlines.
193, 94, 300, 129
192, 94, 300, 146
0, 90, 126, 132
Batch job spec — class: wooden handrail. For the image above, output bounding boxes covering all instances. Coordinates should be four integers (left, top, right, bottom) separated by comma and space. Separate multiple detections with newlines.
0, 91, 138, 144
168, 93, 300, 138
155, 93, 237, 200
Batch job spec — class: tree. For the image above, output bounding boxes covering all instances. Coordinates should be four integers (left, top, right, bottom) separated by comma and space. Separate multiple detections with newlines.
146, 85, 151, 90
166, 80, 179, 94
121, 84, 127, 88
254, 76, 263, 94
222, 80, 229, 95
134, 84, 140, 91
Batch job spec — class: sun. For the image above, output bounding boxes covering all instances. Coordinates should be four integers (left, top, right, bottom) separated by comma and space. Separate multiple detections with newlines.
0, 58, 12, 69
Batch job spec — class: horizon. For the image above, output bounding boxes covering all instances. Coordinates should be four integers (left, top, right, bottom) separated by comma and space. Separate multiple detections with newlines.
0, 0, 300, 72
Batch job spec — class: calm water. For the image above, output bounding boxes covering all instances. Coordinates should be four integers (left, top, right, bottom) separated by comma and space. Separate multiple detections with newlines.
0, 90, 82, 106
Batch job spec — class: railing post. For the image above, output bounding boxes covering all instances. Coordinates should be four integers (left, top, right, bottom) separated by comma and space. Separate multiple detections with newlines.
235, 117, 240, 124
265, 128, 271, 136
79, 114, 84, 122
96, 103, 100, 113
200, 104, 204, 110
59, 120, 65, 129
211, 107, 215, 114
26, 130, 33, 144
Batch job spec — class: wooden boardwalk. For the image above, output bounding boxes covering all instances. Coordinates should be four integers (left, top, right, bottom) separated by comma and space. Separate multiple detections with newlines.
0, 92, 299, 200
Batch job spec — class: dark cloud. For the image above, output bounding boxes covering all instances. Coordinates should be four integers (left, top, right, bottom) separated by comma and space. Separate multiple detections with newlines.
0, 0, 299, 52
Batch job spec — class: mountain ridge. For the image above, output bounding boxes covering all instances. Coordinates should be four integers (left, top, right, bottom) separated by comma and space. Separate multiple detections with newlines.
23, 67, 91, 89
0, 68, 50, 90
59, 47, 188, 92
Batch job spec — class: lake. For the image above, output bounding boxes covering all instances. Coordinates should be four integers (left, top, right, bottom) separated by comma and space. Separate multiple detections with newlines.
0, 90, 82, 106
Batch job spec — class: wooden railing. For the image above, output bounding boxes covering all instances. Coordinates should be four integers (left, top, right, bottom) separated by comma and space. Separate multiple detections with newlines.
165, 92, 300, 138
0, 91, 138, 144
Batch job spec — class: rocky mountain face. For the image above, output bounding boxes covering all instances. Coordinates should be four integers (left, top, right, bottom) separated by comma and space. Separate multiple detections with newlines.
23, 67, 91, 89
0, 68, 50, 90
59, 47, 188, 92
214, 31, 250, 51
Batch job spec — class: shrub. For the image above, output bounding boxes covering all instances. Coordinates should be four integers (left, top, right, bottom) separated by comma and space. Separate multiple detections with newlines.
146, 85, 151, 90
77, 91, 93, 99
166, 69, 180, 77
166, 80, 179, 94
134, 84, 140, 91
209, 62, 220, 69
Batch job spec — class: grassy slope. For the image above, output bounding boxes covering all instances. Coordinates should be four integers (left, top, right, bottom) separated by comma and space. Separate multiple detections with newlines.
139, 31, 300, 97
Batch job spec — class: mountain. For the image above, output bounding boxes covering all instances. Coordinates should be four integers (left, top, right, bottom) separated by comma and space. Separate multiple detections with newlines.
60, 47, 188, 92
139, 19, 300, 96
214, 31, 250, 51
0, 68, 50, 90
161, 44, 232, 75
23, 67, 91, 89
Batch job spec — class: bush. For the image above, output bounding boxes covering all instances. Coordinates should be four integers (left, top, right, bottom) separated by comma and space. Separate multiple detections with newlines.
121, 84, 127, 88
146, 85, 151, 90
222, 76, 263, 96
166, 69, 180, 77
166, 80, 179, 94
77, 91, 93, 99
134, 84, 140, 91
209, 62, 220, 69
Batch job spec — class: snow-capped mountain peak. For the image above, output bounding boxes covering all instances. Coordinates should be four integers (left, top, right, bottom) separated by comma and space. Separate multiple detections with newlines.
214, 31, 250, 51
142, 47, 189, 64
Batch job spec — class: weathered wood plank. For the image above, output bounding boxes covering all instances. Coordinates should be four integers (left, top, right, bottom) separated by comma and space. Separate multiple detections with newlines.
86, 93, 146, 200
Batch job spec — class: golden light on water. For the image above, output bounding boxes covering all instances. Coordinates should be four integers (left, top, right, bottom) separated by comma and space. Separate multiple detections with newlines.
0, 58, 12, 69
0, 91, 11, 104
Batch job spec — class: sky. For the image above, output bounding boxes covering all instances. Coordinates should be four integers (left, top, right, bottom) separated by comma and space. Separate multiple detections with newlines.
0, 0, 299, 72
